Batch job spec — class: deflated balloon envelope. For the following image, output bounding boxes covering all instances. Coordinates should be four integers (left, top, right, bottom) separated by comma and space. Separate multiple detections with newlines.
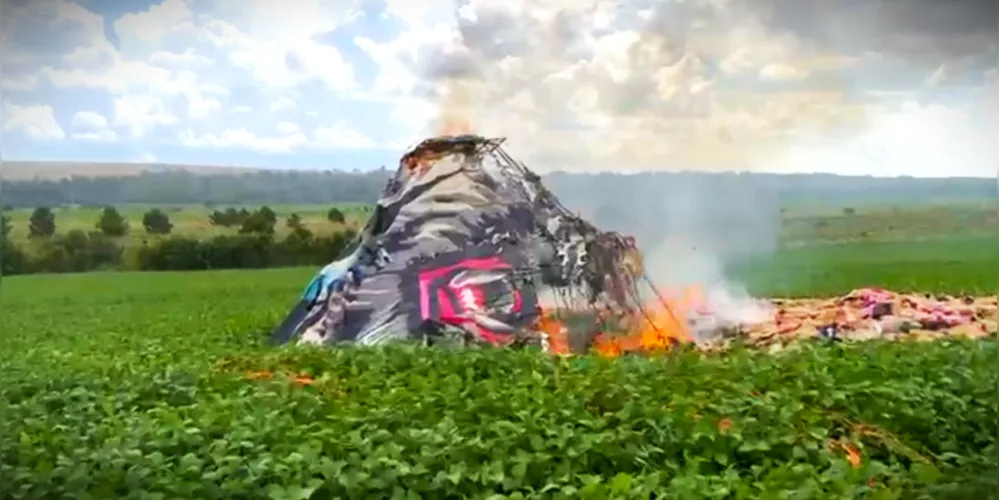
273, 134, 649, 352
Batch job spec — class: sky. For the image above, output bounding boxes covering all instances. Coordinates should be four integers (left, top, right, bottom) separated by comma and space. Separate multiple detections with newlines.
1, 0, 997, 177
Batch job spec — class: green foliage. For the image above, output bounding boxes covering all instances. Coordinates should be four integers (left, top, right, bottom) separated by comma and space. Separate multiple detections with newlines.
1, 168, 995, 208
287, 213, 305, 230
142, 208, 174, 235
0, 269, 996, 498
28, 207, 56, 238
326, 207, 346, 224
95, 206, 129, 236
1, 211, 11, 238
239, 207, 278, 235
728, 236, 999, 297
259, 205, 278, 224
209, 207, 251, 227
1, 238, 26, 275
28, 230, 124, 273
285, 214, 315, 250
0, 227, 356, 275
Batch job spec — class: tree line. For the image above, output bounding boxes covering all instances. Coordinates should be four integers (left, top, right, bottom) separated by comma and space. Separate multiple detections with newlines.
1, 169, 391, 207
0, 206, 358, 276
3, 205, 351, 239
2, 167, 994, 208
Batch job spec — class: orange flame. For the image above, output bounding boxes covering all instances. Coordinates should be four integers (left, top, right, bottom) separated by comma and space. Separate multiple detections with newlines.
534, 310, 572, 355
587, 286, 704, 358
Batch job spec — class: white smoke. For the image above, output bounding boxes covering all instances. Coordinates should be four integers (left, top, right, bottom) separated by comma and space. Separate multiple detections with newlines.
642, 236, 773, 343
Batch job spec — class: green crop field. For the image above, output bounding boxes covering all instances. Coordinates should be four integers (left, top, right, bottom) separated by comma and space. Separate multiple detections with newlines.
2, 228, 997, 498
729, 235, 998, 297
2, 203, 370, 243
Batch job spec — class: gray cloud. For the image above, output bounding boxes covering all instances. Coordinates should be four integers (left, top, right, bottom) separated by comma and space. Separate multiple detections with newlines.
360, 0, 992, 174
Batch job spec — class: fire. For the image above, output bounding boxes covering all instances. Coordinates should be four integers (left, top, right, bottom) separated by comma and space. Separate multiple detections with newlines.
589, 285, 706, 358
531, 285, 710, 358
400, 115, 475, 178
534, 311, 571, 355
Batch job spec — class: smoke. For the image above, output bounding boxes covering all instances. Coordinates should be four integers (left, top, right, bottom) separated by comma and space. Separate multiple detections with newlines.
545, 170, 780, 335
403, 0, 885, 174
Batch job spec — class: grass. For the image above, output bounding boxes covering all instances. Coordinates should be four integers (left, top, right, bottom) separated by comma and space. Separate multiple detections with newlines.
778, 201, 997, 245
1, 268, 996, 498
728, 235, 998, 297
2, 203, 997, 498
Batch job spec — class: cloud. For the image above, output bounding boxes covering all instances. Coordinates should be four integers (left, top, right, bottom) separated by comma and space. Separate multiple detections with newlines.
71, 110, 109, 129
2, 103, 66, 141
0, 0, 993, 177
1, 73, 40, 90
315, 122, 378, 149
758, 63, 810, 82
70, 110, 117, 142
149, 48, 215, 66
178, 127, 309, 153
113, 0, 196, 45
113, 94, 180, 137
360, 0, 996, 175
269, 96, 297, 112
2, 0, 363, 151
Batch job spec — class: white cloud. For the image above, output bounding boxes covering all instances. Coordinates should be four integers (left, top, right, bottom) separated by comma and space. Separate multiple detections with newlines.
2, 103, 66, 141
71, 111, 110, 129
41, 61, 172, 92
277, 121, 301, 134
70, 111, 117, 141
1, 73, 39, 91
72, 130, 118, 142
149, 48, 214, 66
314, 122, 378, 149
0, 0, 993, 177
357, 0, 886, 172
113, 95, 180, 137
269, 96, 297, 112
113, 0, 195, 46
350, 0, 992, 175
179, 128, 309, 153
775, 100, 996, 177
758, 63, 809, 82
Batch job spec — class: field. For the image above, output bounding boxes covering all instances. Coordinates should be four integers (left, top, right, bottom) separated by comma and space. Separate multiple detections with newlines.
2, 202, 997, 498
5, 200, 996, 244
2, 204, 370, 243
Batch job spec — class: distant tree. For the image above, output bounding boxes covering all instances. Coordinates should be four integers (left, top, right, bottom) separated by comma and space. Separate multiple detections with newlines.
96, 206, 129, 236
326, 207, 346, 224
142, 208, 173, 235
209, 207, 252, 227
208, 209, 226, 227
258, 206, 277, 225
286, 213, 305, 230
285, 213, 313, 242
238, 207, 276, 235
1, 212, 11, 238
28, 207, 56, 238
209, 209, 234, 227
842, 207, 856, 216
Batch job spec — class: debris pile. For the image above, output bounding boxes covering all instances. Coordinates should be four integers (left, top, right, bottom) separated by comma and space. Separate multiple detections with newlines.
751, 288, 997, 345
589, 287, 997, 356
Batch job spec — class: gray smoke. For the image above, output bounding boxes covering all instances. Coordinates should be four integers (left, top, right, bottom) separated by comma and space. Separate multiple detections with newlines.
550, 171, 779, 337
